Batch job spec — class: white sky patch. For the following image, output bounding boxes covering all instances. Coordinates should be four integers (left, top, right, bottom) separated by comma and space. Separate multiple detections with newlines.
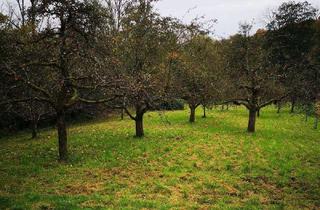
155, 0, 320, 38
2, 0, 319, 38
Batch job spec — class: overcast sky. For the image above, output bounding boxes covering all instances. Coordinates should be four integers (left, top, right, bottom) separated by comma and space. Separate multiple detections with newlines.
155, 0, 320, 38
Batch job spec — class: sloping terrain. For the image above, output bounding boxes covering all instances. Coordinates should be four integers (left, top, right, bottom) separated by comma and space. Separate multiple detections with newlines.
0, 107, 319, 209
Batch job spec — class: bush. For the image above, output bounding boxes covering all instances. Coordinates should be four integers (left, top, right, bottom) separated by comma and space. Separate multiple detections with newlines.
157, 99, 185, 111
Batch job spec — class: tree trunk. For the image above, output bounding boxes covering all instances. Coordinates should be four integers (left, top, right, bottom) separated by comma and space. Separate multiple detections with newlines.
257, 109, 260, 118
247, 109, 257, 133
305, 104, 312, 122
291, 98, 296, 113
31, 120, 38, 139
121, 109, 124, 120
135, 112, 144, 138
202, 105, 206, 118
277, 103, 281, 114
226, 104, 229, 110
57, 111, 68, 162
121, 97, 126, 120
314, 116, 319, 129
221, 105, 224, 111
189, 106, 196, 123
305, 110, 309, 122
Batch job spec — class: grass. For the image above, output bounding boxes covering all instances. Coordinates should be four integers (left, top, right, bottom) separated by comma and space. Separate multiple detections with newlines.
0, 106, 319, 209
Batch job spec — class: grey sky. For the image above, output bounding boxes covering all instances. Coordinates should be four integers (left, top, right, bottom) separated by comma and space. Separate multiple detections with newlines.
155, 0, 320, 38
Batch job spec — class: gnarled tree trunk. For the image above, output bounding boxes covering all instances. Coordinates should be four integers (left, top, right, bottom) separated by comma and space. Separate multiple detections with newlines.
189, 105, 196, 123
202, 105, 206, 118
248, 108, 257, 133
121, 97, 126, 120
314, 116, 319, 130
277, 103, 281, 114
31, 120, 38, 139
121, 109, 124, 120
315, 99, 320, 129
57, 110, 68, 161
135, 110, 145, 138
290, 97, 296, 113
257, 109, 260, 118
135, 114, 144, 138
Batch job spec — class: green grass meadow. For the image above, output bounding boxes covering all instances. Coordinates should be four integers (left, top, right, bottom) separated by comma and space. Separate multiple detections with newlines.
0, 106, 319, 209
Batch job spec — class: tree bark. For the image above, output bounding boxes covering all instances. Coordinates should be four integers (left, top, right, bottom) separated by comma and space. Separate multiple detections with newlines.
189, 106, 196, 123
257, 109, 260, 118
314, 116, 319, 130
248, 109, 257, 133
31, 120, 38, 139
121, 97, 126, 120
202, 105, 206, 118
121, 109, 124, 120
290, 98, 296, 113
57, 110, 68, 162
277, 103, 281, 114
135, 112, 144, 138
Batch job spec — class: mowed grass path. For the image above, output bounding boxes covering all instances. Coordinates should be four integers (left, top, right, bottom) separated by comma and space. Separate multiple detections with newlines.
0, 107, 319, 209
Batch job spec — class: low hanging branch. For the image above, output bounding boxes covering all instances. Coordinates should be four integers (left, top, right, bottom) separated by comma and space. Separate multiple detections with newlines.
124, 107, 136, 121
258, 94, 289, 109
78, 96, 120, 104
0, 98, 33, 106
0, 97, 53, 106
222, 99, 250, 109
223, 94, 289, 110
